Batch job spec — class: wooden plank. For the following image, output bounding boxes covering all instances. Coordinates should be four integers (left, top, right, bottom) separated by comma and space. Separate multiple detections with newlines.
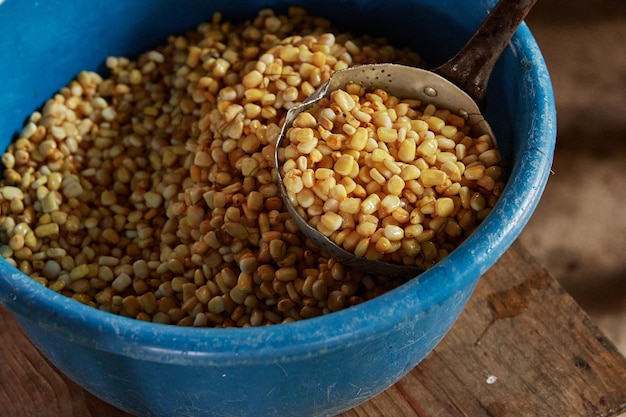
0, 305, 134, 417
1, 241, 626, 416
340, 243, 626, 417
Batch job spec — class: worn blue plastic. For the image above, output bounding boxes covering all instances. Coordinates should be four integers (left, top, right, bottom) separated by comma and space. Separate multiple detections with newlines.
0, 1, 556, 416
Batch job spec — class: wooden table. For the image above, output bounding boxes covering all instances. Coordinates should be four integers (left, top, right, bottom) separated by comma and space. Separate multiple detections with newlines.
2, 241, 626, 417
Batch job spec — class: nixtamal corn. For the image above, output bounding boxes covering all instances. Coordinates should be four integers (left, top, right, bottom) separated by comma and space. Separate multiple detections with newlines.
0, 8, 503, 327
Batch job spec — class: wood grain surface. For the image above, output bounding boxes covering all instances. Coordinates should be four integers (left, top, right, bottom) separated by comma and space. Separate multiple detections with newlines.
2, 241, 626, 417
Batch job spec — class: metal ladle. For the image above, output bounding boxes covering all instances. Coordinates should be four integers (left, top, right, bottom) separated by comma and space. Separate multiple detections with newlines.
275, 0, 538, 277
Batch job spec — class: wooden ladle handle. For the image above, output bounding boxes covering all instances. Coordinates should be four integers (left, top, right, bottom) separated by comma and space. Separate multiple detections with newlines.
435, 0, 538, 106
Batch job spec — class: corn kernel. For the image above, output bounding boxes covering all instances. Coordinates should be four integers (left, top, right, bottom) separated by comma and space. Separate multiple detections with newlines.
349, 127, 369, 151
367, 167, 384, 185
380, 194, 401, 215
354, 238, 370, 258
398, 138, 416, 162
420, 169, 447, 187
464, 164, 485, 180
417, 138, 438, 157
320, 212, 343, 231
386, 175, 405, 196
435, 197, 455, 217
334, 154, 355, 176
377, 127, 398, 143
332, 89, 356, 113
383, 224, 404, 241
354, 217, 376, 237
375, 236, 392, 253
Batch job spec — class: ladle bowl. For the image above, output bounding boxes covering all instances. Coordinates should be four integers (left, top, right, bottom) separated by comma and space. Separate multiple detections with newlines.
275, 63, 495, 277
275, 0, 537, 277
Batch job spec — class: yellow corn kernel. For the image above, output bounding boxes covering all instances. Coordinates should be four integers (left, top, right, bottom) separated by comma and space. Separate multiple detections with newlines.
296, 189, 315, 208
455, 143, 467, 160
334, 154, 355, 177
426, 116, 445, 133
352, 184, 367, 198
479, 149, 501, 166
349, 127, 369, 151
371, 148, 391, 163
320, 212, 343, 231
416, 138, 438, 157
242, 69, 263, 88
355, 219, 377, 237
419, 195, 436, 214
459, 209, 477, 231
360, 194, 381, 215
339, 197, 361, 214
330, 184, 347, 201
345, 81, 364, 95
34, 223, 59, 238
464, 164, 485, 180
354, 238, 370, 258
380, 194, 401, 215
332, 89, 356, 113
383, 224, 404, 241
398, 138, 416, 162
445, 219, 462, 237
435, 197, 455, 217
342, 230, 362, 252
314, 168, 335, 180
401, 238, 421, 256
429, 216, 448, 233
420, 169, 447, 187
400, 164, 420, 181
375, 236, 392, 253
440, 160, 462, 182
405, 223, 424, 238
293, 127, 316, 144
382, 159, 402, 176
339, 177, 357, 194
366, 168, 383, 185
244, 88, 266, 102
444, 182, 462, 196
386, 175, 405, 196
302, 169, 315, 188
377, 127, 398, 143
391, 207, 410, 224
351, 109, 371, 124
436, 151, 457, 164
364, 180, 381, 195
284, 174, 304, 194
372, 112, 392, 128
409, 119, 429, 133
440, 124, 458, 139
342, 123, 357, 136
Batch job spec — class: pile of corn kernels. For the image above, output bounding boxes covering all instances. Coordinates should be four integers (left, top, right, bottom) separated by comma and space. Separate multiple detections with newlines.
280, 83, 504, 267
0, 8, 503, 327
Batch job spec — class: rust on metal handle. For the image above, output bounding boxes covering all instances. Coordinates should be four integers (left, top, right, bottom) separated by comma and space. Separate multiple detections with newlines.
435, 0, 538, 106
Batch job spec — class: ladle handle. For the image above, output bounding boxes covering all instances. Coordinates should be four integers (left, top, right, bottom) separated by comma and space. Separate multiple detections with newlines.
435, 0, 538, 106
